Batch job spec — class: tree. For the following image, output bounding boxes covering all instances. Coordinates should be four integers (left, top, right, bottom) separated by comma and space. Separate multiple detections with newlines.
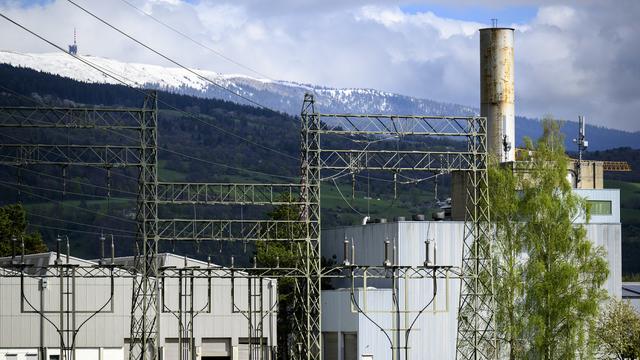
255, 194, 303, 360
491, 119, 609, 359
0, 203, 48, 257
597, 299, 640, 359
520, 119, 609, 359
490, 158, 526, 359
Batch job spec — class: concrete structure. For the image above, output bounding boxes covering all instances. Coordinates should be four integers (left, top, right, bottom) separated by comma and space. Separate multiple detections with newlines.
320, 215, 621, 360
480, 27, 515, 162
0, 253, 277, 360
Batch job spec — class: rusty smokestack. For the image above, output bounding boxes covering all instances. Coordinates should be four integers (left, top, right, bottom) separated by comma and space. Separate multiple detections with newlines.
480, 27, 515, 162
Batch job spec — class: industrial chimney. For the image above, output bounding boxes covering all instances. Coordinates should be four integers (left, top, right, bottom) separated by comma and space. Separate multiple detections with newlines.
480, 27, 515, 162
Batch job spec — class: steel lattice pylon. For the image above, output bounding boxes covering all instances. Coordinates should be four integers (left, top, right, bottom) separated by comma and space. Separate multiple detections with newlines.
455, 118, 496, 359
297, 94, 496, 360
129, 93, 161, 360
0, 92, 495, 359
294, 94, 322, 360
0, 92, 160, 360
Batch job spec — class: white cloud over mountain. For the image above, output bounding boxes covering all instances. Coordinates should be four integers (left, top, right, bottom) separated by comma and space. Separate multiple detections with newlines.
0, 0, 638, 131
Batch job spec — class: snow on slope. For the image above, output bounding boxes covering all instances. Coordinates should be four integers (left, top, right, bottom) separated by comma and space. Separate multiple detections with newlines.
0, 50, 476, 117
0, 50, 272, 91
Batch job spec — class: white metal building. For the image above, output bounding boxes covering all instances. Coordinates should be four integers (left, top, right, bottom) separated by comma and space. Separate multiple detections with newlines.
320, 189, 622, 360
0, 253, 277, 360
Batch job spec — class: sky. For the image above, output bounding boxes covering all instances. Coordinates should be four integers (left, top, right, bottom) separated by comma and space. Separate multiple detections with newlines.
0, 0, 639, 132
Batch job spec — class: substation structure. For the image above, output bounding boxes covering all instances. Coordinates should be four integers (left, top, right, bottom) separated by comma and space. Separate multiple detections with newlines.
0, 92, 496, 360
0, 94, 161, 360
297, 93, 495, 360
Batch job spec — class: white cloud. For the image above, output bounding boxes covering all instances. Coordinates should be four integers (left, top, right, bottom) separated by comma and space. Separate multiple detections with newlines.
0, 0, 638, 131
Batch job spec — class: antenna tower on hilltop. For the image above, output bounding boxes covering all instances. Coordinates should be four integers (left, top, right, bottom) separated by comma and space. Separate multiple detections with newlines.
68, 27, 78, 55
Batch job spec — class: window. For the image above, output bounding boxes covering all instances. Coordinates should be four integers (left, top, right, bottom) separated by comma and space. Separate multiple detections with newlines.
343, 333, 357, 360
322, 332, 338, 360
589, 200, 612, 215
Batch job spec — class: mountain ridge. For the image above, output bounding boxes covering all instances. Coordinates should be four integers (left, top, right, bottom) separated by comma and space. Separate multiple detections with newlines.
0, 50, 637, 150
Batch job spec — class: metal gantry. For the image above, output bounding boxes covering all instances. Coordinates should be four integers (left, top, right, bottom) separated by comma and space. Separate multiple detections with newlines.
1, 92, 495, 360
0, 93, 161, 360
1, 237, 126, 360
298, 93, 496, 360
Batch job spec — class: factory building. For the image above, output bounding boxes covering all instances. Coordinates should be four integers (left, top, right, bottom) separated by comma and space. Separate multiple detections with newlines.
0, 253, 277, 360
320, 213, 621, 359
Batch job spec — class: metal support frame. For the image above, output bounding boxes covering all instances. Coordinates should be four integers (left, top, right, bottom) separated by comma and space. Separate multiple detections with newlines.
0, 94, 160, 360
160, 265, 213, 360
297, 93, 495, 360
130, 93, 160, 360
1, 92, 494, 360
455, 118, 496, 359
2, 253, 120, 360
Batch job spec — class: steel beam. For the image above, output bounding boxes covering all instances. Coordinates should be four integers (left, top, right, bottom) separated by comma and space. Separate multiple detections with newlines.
156, 219, 310, 241
319, 149, 475, 171
157, 182, 305, 205
0, 106, 150, 129
315, 114, 480, 137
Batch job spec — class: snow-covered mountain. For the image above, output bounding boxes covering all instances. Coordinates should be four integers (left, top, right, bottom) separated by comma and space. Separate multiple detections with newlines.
1, 50, 638, 150
0, 50, 476, 117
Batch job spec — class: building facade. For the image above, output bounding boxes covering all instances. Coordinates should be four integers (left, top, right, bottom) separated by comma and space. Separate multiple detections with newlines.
0, 253, 277, 360
320, 188, 622, 360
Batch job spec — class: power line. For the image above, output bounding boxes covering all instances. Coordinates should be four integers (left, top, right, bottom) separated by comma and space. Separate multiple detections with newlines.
0, 14, 406, 186
116, 0, 271, 79
0, 85, 297, 181
26, 212, 137, 235
0, 12, 298, 163
0, 179, 134, 202
0, 182, 137, 224
28, 223, 136, 239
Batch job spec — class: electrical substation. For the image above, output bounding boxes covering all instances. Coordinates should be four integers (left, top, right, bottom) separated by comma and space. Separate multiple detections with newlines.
0, 25, 626, 360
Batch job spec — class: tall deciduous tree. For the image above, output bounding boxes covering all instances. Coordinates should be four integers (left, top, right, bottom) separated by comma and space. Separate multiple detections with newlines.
490, 158, 526, 359
0, 203, 48, 257
492, 119, 609, 359
521, 119, 608, 359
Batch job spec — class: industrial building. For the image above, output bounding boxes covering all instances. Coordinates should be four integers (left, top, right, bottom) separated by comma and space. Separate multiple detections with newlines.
320, 26, 623, 360
0, 253, 277, 360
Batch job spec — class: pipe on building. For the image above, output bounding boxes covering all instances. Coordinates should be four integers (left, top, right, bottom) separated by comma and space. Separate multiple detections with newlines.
480, 27, 515, 162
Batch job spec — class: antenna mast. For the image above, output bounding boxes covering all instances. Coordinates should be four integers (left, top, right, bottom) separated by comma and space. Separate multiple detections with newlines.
573, 116, 588, 187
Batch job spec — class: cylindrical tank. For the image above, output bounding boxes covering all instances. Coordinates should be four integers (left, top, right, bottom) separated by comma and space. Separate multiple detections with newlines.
480, 27, 515, 162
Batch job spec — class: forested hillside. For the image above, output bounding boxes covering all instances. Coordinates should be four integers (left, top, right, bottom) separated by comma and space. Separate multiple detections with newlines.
0, 65, 453, 264
1, 64, 638, 275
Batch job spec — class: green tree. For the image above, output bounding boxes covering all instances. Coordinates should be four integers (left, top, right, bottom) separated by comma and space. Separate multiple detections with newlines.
490, 158, 526, 359
255, 194, 303, 359
596, 299, 640, 359
519, 119, 609, 359
0, 203, 48, 257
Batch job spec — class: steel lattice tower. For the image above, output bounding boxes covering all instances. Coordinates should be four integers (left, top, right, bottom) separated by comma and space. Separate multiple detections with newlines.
129, 92, 160, 360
